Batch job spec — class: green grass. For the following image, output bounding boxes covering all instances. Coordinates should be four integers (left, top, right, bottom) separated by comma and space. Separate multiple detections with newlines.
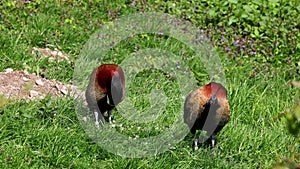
0, 0, 300, 168
1, 70, 298, 168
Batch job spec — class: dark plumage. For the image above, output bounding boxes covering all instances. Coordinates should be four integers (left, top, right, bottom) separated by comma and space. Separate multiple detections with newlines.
85, 64, 125, 126
184, 82, 230, 149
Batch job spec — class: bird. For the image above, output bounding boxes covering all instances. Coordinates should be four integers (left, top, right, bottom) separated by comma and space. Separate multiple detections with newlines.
85, 64, 125, 126
184, 82, 230, 150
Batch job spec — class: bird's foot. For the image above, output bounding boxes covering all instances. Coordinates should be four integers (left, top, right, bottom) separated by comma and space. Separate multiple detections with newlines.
95, 121, 100, 128
211, 150, 216, 156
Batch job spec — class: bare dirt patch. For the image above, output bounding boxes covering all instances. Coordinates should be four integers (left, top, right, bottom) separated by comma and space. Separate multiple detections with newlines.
0, 68, 78, 102
0, 47, 85, 107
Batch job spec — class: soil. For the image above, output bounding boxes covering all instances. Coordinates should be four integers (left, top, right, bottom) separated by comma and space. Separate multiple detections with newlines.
0, 47, 83, 103
0, 68, 78, 101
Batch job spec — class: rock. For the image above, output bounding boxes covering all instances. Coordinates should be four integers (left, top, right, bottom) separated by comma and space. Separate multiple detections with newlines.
29, 90, 39, 98
35, 79, 44, 86
60, 86, 68, 95
22, 77, 30, 81
5, 68, 13, 73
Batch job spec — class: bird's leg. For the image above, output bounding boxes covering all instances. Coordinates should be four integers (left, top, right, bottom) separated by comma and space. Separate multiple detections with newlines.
210, 134, 216, 156
108, 110, 112, 124
193, 134, 199, 151
211, 134, 216, 148
94, 111, 100, 127
194, 139, 199, 151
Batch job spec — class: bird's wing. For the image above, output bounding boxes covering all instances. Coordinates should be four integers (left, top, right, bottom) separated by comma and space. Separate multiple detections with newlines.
216, 98, 230, 125
85, 68, 106, 110
184, 88, 207, 129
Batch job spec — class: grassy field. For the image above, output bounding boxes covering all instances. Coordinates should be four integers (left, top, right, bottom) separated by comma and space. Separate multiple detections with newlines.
1, 0, 300, 168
